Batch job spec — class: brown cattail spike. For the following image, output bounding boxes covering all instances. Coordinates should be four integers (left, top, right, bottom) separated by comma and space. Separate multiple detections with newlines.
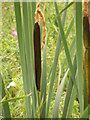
33, 1, 46, 91
35, 1, 46, 49
33, 22, 41, 91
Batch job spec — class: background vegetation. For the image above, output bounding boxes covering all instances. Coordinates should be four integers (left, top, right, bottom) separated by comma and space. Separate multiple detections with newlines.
0, 1, 89, 118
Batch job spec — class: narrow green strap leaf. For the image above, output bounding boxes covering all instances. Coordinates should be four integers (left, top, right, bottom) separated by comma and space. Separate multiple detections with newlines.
55, 2, 74, 84
76, 2, 83, 114
65, 18, 74, 39
40, 7, 45, 45
47, 17, 74, 84
53, 17, 75, 118
62, 55, 77, 118
61, 38, 75, 96
55, 2, 78, 93
46, 2, 68, 117
84, 66, 88, 109
22, 2, 32, 90
0, 93, 32, 104
61, 37, 75, 75
30, 3, 39, 117
80, 104, 90, 118
60, 2, 74, 14
15, 2, 32, 117
14, 2, 27, 94
59, 17, 74, 62
66, 84, 77, 118
53, 69, 69, 118
32, 2, 36, 27
28, 3, 34, 61
0, 74, 11, 118
62, 76, 73, 118
40, 33, 48, 118
66, 74, 79, 118
46, 30, 61, 117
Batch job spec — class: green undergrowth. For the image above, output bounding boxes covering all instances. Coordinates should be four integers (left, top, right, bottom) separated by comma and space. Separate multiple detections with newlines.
1, 2, 79, 118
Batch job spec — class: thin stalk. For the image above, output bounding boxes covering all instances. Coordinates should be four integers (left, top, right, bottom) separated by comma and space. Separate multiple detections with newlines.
76, 2, 83, 114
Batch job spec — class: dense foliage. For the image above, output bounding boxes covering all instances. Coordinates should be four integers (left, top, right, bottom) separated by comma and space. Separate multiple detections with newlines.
0, 2, 84, 118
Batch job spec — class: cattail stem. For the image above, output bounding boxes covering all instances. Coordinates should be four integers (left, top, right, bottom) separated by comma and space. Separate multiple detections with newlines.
83, 0, 90, 104
85, 48, 90, 104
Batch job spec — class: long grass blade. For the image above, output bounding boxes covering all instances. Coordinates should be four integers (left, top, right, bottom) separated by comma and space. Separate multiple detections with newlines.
59, 17, 74, 62
47, 17, 74, 84
46, 2, 68, 117
32, 2, 36, 27
14, 2, 29, 117
62, 54, 77, 118
83, 67, 88, 109
65, 18, 74, 39
14, 2, 34, 117
52, 16, 75, 118
54, 2, 77, 90
66, 73, 78, 118
61, 37, 75, 75
76, 2, 83, 114
0, 93, 32, 104
66, 84, 77, 118
80, 104, 90, 118
53, 69, 69, 118
40, 33, 48, 118
55, 8, 79, 120
0, 74, 11, 118
60, 2, 74, 14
